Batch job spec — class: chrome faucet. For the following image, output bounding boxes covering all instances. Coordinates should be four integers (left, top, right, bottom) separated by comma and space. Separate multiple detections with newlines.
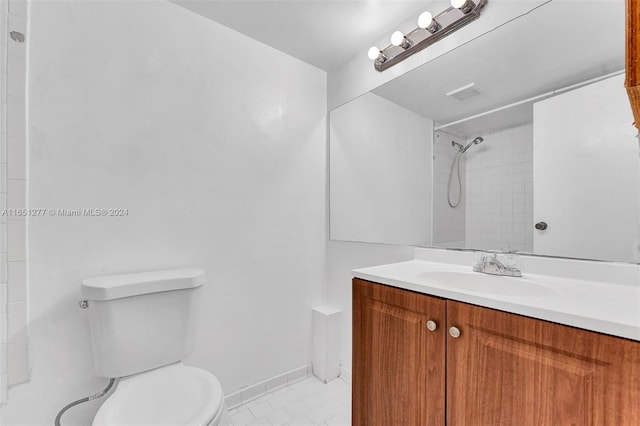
473, 252, 522, 277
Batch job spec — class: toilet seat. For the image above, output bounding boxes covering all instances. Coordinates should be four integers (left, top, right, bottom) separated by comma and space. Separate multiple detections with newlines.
92, 362, 225, 426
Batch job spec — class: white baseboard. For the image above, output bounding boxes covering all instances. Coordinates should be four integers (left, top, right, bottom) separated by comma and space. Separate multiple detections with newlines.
225, 364, 312, 410
339, 365, 351, 384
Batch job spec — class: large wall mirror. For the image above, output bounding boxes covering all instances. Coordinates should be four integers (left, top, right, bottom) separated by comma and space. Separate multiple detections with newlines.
329, 0, 640, 263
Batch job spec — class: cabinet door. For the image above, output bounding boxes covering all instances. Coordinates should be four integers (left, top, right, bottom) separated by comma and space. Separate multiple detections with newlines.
447, 301, 640, 425
353, 278, 446, 425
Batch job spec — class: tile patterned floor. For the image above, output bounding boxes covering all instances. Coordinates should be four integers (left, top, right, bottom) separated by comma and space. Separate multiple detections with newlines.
228, 376, 351, 426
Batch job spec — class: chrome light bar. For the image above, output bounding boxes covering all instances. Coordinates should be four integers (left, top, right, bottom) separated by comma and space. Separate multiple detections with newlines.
369, 0, 487, 72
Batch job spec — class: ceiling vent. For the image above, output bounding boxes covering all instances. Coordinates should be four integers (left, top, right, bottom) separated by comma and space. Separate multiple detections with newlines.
446, 83, 483, 101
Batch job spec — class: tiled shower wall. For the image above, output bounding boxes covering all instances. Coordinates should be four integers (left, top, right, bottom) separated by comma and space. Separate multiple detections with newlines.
433, 130, 466, 247
465, 123, 534, 252
432, 123, 534, 253
0, 0, 28, 404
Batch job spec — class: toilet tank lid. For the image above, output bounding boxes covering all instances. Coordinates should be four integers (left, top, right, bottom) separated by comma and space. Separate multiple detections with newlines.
81, 268, 205, 301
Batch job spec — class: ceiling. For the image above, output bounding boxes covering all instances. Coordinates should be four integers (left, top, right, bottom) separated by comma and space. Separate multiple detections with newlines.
172, 1, 626, 136
371, 0, 625, 135
171, 0, 436, 71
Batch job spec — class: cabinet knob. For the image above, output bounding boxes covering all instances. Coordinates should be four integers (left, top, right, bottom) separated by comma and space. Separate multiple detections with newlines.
535, 221, 548, 230
426, 320, 438, 331
449, 326, 461, 338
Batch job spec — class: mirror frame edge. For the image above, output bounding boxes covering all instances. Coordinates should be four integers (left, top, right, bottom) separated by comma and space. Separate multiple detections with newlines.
626, 0, 640, 129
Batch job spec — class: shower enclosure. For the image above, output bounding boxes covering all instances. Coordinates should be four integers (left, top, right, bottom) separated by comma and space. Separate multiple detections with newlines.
433, 125, 534, 253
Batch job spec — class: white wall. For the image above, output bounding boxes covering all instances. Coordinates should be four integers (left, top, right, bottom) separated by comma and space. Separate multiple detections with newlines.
1, 1, 326, 424
330, 92, 432, 246
534, 74, 640, 262
327, 92, 429, 362
325, 240, 414, 371
465, 123, 534, 252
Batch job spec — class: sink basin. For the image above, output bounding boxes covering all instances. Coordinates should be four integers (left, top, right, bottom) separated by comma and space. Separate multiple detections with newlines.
418, 270, 553, 298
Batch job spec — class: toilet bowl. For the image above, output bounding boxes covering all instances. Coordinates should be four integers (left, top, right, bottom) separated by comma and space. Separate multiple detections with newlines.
93, 362, 231, 426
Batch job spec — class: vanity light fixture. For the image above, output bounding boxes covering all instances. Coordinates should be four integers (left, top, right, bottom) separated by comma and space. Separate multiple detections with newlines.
368, 0, 487, 72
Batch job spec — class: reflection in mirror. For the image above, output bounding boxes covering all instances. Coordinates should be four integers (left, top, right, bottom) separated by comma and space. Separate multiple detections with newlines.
329, 0, 640, 263
329, 92, 432, 246
432, 125, 534, 253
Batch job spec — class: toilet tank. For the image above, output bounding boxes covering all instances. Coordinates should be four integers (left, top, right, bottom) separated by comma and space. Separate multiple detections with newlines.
81, 268, 205, 378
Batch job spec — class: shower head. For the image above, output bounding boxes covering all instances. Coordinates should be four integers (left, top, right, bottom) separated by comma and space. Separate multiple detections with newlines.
461, 136, 484, 153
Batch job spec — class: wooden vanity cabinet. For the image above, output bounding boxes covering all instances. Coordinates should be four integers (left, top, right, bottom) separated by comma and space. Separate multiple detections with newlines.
447, 300, 640, 425
352, 278, 446, 425
353, 278, 640, 426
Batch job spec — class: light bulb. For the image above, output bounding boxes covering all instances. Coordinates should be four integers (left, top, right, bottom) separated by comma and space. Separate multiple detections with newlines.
367, 46, 387, 63
367, 46, 381, 61
390, 31, 405, 47
390, 31, 412, 49
417, 11, 433, 29
451, 0, 474, 13
418, 11, 440, 33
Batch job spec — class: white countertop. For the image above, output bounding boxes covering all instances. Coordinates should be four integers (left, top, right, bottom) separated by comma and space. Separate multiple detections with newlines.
353, 256, 640, 342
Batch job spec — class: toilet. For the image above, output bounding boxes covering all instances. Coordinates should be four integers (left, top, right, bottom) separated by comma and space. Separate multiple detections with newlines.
81, 268, 230, 426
